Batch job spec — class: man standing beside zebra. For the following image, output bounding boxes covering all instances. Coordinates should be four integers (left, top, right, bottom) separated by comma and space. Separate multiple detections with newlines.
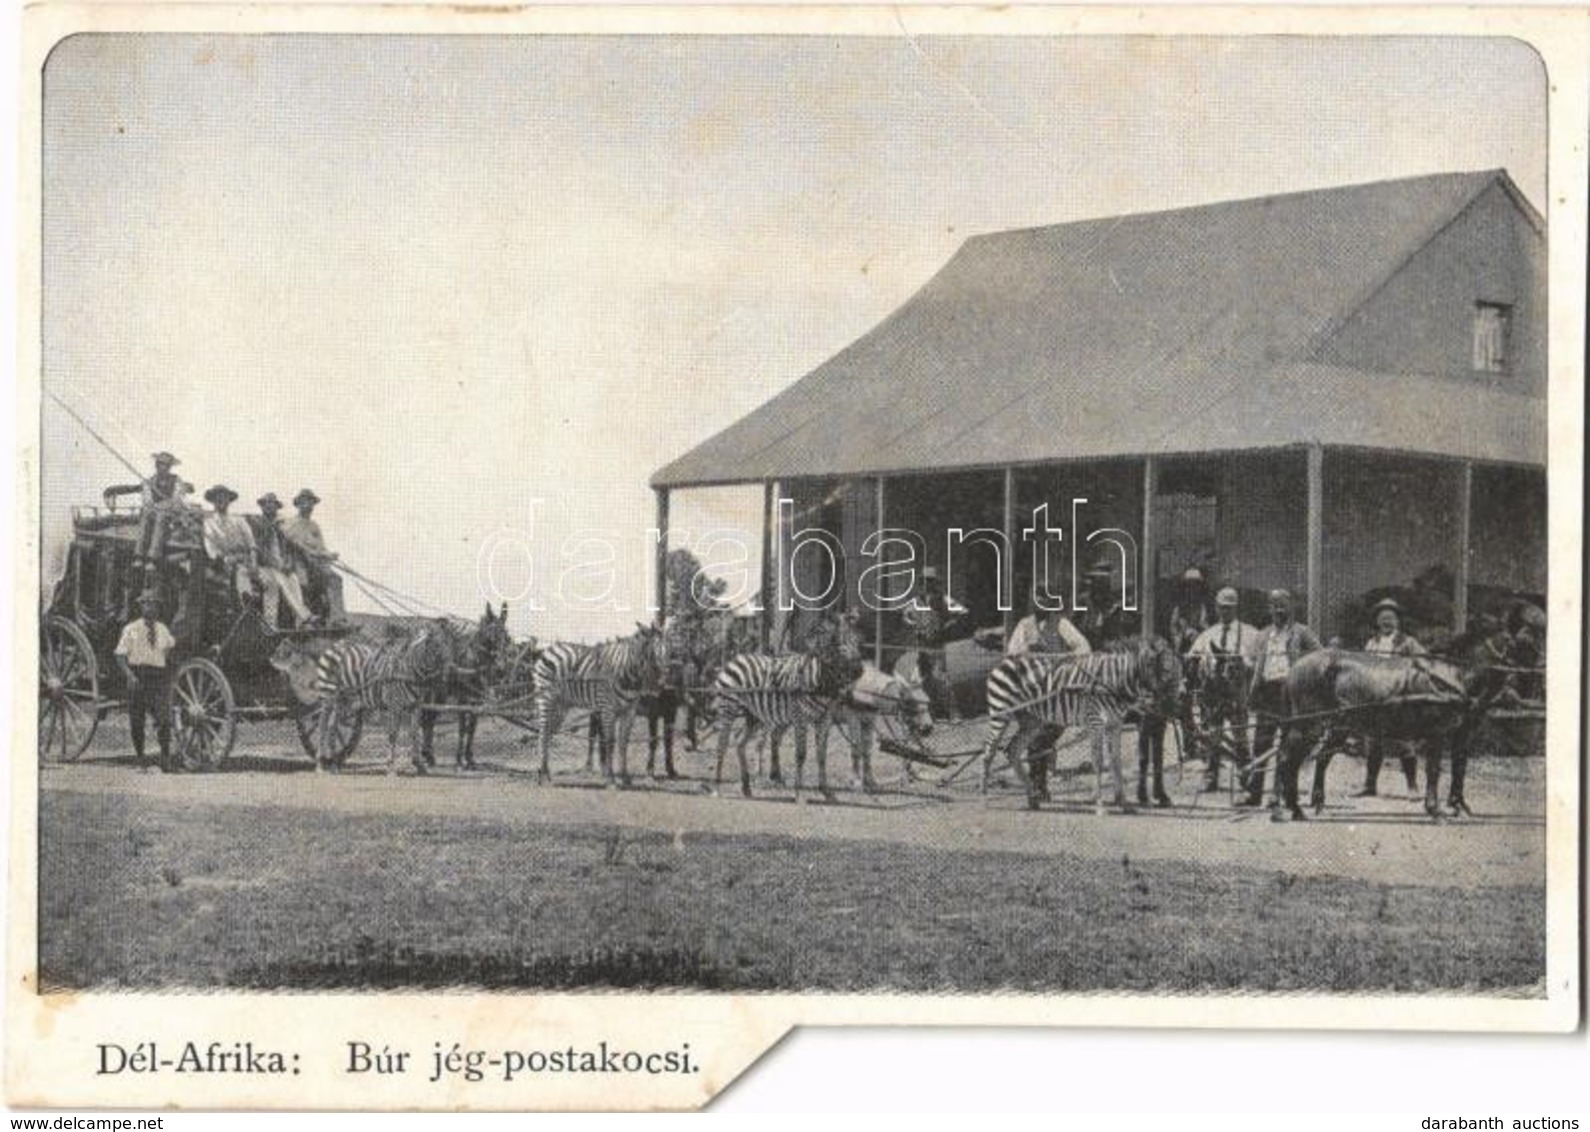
1246, 589, 1323, 809
1186, 586, 1259, 793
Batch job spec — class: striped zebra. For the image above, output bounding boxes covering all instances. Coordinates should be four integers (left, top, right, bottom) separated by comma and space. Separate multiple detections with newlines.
532, 623, 667, 787
313, 624, 457, 775
980, 637, 1183, 810
711, 612, 863, 800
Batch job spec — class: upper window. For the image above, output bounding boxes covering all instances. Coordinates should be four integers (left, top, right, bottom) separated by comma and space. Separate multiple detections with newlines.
1472, 302, 1513, 374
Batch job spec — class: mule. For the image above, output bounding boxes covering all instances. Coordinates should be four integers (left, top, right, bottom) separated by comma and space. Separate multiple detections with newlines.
1275, 621, 1529, 822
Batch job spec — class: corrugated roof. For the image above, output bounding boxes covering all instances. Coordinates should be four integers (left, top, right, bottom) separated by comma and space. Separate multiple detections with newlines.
654, 170, 1544, 488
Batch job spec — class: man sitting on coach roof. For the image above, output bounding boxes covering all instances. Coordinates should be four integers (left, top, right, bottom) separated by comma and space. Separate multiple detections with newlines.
282, 488, 347, 624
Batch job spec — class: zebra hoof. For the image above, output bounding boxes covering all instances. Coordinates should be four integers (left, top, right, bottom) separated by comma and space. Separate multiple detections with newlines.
1449, 799, 1472, 818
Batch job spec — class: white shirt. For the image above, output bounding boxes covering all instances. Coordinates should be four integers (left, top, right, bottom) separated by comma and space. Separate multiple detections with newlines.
115, 619, 177, 668
1006, 614, 1092, 658
204, 512, 257, 566
1188, 618, 1261, 663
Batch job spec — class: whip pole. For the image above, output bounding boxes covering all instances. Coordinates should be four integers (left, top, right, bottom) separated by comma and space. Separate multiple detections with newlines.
44, 388, 148, 484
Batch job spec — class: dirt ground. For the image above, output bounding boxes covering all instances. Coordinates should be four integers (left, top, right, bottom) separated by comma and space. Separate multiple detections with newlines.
42, 714, 1548, 891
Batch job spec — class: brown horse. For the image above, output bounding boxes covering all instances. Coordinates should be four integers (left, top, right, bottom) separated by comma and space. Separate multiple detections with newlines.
1275, 619, 1529, 821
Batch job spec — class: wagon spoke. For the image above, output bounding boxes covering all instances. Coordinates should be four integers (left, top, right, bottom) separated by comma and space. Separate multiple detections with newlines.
40, 707, 58, 757
56, 650, 85, 687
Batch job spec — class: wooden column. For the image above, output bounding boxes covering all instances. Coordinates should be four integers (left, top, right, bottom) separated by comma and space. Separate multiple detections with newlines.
1305, 444, 1324, 628
653, 487, 670, 621
1001, 466, 1017, 643
873, 476, 887, 666
1140, 457, 1158, 633
761, 481, 778, 650
1454, 462, 1473, 632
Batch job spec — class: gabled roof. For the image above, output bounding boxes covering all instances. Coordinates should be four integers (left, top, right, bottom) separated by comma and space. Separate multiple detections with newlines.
654, 170, 1544, 488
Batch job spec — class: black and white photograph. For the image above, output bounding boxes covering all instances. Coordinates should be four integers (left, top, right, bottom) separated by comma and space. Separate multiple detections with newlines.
12, 6, 1583, 1113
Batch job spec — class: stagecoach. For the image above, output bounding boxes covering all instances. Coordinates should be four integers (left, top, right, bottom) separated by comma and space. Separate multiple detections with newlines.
38, 501, 364, 768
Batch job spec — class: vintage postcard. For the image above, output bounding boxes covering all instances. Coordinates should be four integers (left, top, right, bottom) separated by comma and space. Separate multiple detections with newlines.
9, 3, 1586, 1112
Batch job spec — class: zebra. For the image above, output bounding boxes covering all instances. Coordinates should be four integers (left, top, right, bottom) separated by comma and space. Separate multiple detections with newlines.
532, 623, 667, 787
711, 611, 863, 800
313, 623, 458, 775
979, 636, 1183, 811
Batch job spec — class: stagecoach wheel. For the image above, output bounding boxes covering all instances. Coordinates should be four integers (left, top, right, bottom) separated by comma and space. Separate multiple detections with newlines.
39, 616, 100, 763
293, 700, 363, 766
170, 658, 236, 771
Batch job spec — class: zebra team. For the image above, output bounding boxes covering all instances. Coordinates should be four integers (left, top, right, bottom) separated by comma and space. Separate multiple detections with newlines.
274, 598, 1536, 821
273, 605, 934, 798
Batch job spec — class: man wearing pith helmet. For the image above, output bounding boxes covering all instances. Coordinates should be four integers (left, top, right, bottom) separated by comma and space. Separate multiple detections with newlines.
1357, 597, 1426, 797
1245, 588, 1322, 808
1187, 586, 1260, 792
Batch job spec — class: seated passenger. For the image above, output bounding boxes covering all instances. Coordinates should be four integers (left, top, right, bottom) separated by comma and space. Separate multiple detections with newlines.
103, 451, 194, 571
251, 492, 315, 628
202, 484, 258, 608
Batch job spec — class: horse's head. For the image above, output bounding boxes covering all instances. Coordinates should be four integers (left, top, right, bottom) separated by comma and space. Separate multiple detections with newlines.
1506, 601, 1546, 671
467, 602, 514, 681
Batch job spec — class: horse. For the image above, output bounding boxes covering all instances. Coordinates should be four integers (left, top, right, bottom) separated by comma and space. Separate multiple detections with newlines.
980, 636, 1184, 811
835, 661, 934, 793
418, 603, 513, 770
1275, 616, 1534, 822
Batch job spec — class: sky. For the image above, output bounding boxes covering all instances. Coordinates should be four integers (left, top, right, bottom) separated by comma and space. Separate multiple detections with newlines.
40, 33, 1545, 641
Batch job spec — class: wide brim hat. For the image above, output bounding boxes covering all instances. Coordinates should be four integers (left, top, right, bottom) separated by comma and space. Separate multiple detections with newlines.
293, 489, 321, 507
203, 484, 239, 506
1181, 567, 1205, 583
257, 492, 283, 509
1267, 588, 1293, 605
1215, 586, 1240, 607
152, 451, 179, 466
1371, 597, 1404, 616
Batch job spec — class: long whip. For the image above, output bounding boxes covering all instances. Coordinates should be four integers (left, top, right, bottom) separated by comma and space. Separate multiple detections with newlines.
44, 388, 149, 484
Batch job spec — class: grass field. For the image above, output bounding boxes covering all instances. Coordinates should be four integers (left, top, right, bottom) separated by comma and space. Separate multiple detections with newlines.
40, 789, 1545, 993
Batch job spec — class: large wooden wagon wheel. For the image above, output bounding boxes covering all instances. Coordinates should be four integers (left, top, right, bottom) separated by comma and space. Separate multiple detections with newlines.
294, 699, 363, 766
39, 615, 100, 763
170, 658, 236, 770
